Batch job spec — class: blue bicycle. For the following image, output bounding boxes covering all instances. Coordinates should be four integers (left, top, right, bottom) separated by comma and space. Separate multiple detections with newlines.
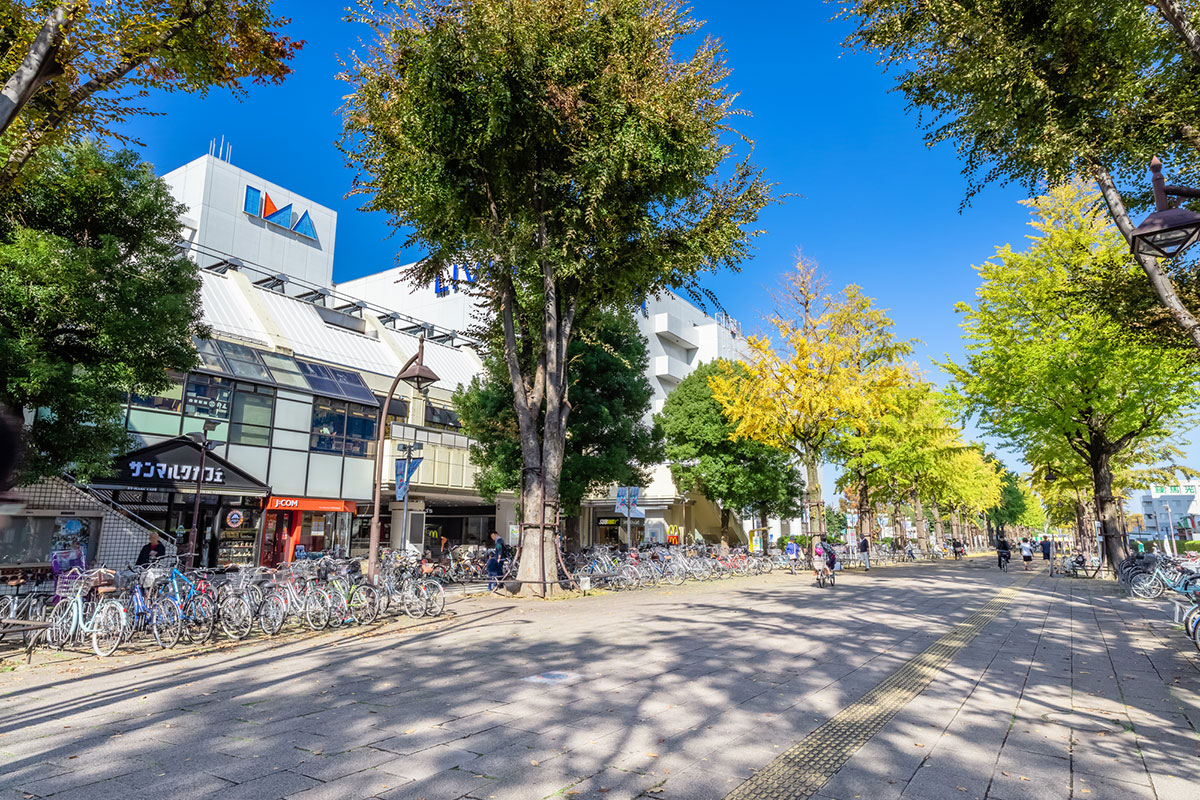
118, 563, 183, 648
154, 557, 216, 643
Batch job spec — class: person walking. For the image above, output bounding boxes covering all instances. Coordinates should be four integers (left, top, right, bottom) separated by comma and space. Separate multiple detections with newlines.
858, 535, 871, 571
486, 531, 504, 589
1019, 537, 1034, 570
1039, 536, 1052, 569
785, 538, 799, 574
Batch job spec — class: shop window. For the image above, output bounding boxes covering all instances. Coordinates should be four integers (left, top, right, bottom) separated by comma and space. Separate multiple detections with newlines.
310, 398, 346, 453
344, 403, 378, 458
129, 378, 184, 412
184, 374, 232, 419
231, 387, 273, 428
424, 403, 461, 430
377, 395, 409, 434
229, 422, 270, 447
0, 515, 97, 566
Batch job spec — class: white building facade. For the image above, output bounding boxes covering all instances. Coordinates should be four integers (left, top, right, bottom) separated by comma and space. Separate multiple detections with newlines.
1140, 481, 1200, 542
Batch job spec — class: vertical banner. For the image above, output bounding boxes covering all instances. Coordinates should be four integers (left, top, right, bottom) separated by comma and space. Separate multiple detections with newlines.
395, 457, 424, 501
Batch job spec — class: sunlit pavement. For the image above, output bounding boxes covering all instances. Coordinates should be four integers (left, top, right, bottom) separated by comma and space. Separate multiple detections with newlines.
2, 560, 1197, 800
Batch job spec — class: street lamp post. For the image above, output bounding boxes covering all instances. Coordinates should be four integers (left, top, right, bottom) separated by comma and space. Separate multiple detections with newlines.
1130, 157, 1200, 259
368, 335, 439, 581
184, 419, 219, 568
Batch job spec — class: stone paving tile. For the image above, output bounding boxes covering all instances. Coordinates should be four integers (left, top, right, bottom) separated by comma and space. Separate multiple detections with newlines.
214, 768, 320, 800
1071, 771, 1156, 800
286, 769, 405, 800
292, 745, 396, 781
376, 767, 491, 800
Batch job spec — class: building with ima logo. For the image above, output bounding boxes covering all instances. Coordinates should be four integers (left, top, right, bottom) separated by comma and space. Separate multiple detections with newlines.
164, 153, 336, 291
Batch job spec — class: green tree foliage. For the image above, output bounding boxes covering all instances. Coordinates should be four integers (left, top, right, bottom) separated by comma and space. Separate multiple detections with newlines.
0, 1, 302, 187
659, 361, 803, 534
454, 310, 662, 514
945, 184, 1200, 567
838, 0, 1200, 351
341, 0, 771, 590
0, 142, 204, 482
987, 467, 1027, 535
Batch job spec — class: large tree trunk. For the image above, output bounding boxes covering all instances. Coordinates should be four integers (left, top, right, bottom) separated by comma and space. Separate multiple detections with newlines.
931, 499, 945, 546
1155, 0, 1200, 65
1087, 445, 1129, 572
0, 4, 73, 138
804, 455, 825, 539
911, 487, 927, 552
1073, 499, 1088, 550
1093, 165, 1200, 351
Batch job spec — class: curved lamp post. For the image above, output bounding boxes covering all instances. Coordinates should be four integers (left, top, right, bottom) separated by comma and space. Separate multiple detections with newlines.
1130, 157, 1200, 259
368, 335, 439, 580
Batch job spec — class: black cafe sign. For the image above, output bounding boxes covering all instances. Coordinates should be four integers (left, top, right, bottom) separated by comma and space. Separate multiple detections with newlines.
127, 460, 225, 484
94, 436, 271, 496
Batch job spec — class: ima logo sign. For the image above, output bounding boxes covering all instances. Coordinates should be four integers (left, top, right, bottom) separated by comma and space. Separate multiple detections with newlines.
243, 185, 318, 240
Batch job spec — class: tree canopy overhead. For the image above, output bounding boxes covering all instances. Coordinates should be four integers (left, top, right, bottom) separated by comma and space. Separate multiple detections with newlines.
0, 1, 302, 188
837, 0, 1200, 351
341, 0, 772, 592
659, 360, 803, 538
0, 142, 204, 482
945, 183, 1200, 566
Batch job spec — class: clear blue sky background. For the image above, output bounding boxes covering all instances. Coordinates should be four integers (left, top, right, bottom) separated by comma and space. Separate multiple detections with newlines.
118, 1, 1189, 487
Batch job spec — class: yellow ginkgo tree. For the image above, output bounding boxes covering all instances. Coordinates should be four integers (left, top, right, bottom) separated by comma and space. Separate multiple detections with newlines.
709, 259, 912, 538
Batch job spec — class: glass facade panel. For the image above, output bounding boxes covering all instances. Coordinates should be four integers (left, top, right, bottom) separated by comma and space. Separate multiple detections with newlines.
297, 360, 342, 397
232, 390, 273, 428
344, 403, 378, 458
259, 352, 311, 389
229, 422, 271, 447
310, 398, 346, 453
128, 408, 182, 436
217, 341, 274, 382
194, 338, 231, 374
328, 367, 379, 406
184, 374, 232, 419
129, 379, 183, 412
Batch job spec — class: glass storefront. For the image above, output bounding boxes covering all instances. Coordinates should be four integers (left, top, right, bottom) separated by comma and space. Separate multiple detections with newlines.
0, 514, 100, 568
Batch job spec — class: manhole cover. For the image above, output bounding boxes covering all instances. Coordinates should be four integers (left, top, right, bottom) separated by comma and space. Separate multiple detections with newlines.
1042, 711, 1127, 733
522, 671, 582, 684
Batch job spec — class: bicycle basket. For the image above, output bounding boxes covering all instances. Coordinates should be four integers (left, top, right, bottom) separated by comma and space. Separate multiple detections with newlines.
140, 565, 171, 591
55, 572, 96, 597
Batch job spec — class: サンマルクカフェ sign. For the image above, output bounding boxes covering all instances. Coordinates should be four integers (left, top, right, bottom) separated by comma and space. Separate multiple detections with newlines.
94, 436, 271, 496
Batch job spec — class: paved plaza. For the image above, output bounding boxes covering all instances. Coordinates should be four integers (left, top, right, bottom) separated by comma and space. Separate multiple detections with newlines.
2, 559, 1198, 800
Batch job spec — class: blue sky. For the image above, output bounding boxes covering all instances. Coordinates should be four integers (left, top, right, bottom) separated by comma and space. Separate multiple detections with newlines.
119, 1, 1164, 477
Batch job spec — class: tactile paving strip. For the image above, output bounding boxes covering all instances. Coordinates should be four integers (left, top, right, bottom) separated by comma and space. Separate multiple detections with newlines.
724, 579, 1029, 800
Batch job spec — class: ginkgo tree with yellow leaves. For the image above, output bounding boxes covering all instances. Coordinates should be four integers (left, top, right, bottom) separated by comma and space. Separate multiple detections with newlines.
709, 260, 912, 540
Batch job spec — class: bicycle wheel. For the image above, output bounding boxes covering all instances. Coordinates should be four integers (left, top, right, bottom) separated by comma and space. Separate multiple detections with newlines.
43, 600, 75, 649
402, 583, 428, 618
665, 564, 685, 586
183, 595, 216, 643
219, 595, 254, 640
304, 591, 331, 631
829, 570, 837, 587
91, 602, 125, 658
350, 585, 380, 625
1130, 573, 1163, 600
326, 590, 349, 628
817, 573, 826, 589
259, 592, 286, 635
1184, 605, 1200, 638
152, 598, 183, 648
420, 580, 445, 617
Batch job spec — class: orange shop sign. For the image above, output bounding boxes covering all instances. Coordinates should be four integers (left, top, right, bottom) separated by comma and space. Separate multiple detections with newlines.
265, 497, 357, 514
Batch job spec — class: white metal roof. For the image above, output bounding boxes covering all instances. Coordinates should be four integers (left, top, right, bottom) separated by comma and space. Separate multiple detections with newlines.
386, 330, 483, 391
254, 288, 405, 377
199, 273, 271, 344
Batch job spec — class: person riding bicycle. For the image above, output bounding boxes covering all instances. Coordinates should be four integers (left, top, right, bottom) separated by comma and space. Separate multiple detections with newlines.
785, 539, 799, 573
996, 536, 1011, 569
812, 537, 832, 583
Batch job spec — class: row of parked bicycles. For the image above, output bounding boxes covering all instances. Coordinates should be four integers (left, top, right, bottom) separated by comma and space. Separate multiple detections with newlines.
556, 544, 776, 590
0, 548, 447, 658
1118, 551, 1200, 653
